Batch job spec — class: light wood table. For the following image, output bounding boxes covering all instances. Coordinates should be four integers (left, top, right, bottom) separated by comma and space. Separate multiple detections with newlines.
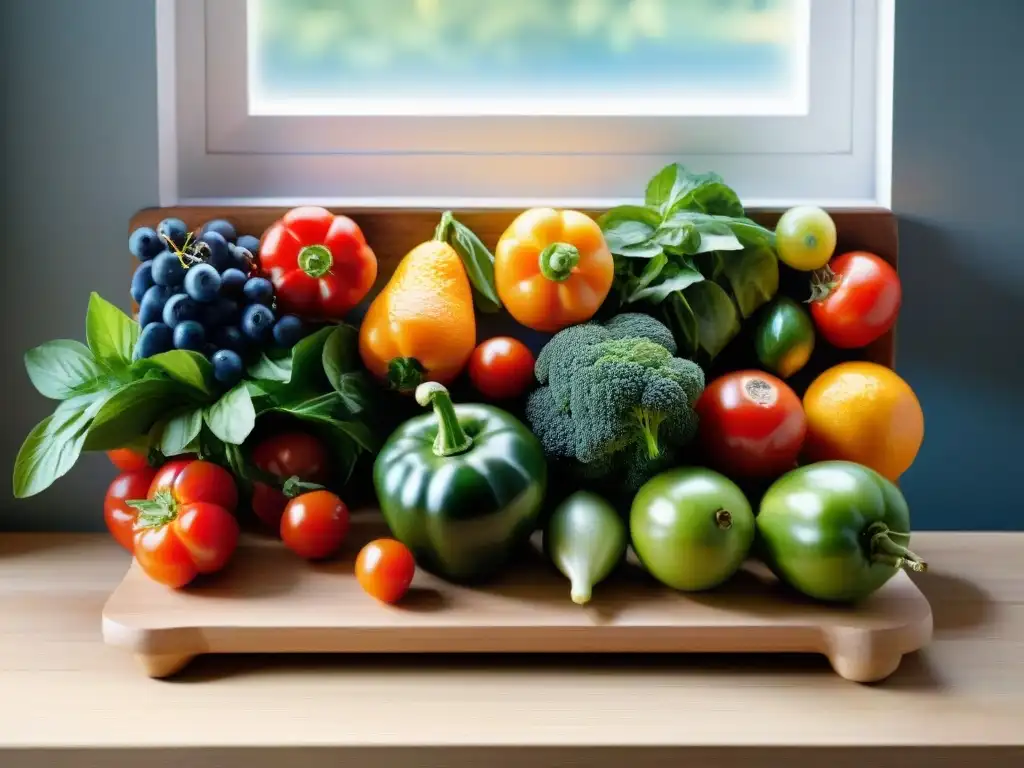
1, 532, 1021, 768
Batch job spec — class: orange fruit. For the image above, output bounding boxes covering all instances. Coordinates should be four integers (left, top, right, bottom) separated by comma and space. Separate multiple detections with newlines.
802, 361, 924, 481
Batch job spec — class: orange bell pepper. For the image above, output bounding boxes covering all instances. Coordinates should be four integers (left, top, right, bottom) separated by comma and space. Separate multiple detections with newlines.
494, 208, 615, 332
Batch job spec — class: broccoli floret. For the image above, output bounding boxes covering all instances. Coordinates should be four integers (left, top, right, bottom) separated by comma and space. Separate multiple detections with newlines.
525, 313, 705, 495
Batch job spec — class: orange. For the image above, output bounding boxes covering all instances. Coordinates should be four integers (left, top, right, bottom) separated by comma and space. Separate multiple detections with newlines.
802, 361, 924, 481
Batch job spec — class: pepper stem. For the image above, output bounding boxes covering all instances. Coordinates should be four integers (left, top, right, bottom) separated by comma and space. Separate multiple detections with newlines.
298, 244, 333, 278
539, 243, 580, 282
415, 382, 473, 457
868, 524, 928, 573
434, 211, 454, 242
387, 357, 425, 393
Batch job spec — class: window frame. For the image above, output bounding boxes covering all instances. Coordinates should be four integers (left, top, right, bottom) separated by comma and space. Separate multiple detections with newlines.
158, 0, 894, 209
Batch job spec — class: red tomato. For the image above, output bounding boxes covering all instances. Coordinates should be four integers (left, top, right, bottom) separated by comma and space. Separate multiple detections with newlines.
107, 448, 149, 472
356, 538, 416, 604
695, 371, 807, 479
103, 467, 157, 552
468, 337, 535, 400
810, 251, 902, 349
250, 432, 329, 531
280, 490, 350, 560
131, 459, 241, 588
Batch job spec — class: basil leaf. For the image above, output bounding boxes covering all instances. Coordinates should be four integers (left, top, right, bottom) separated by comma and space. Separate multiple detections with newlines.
24, 340, 106, 400
83, 379, 190, 451
721, 245, 780, 319
664, 211, 745, 253
598, 205, 662, 253
13, 391, 112, 498
85, 293, 139, 369
628, 265, 705, 305
439, 212, 501, 314
204, 383, 256, 445
159, 407, 205, 456
322, 325, 359, 385
137, 350, 214, 396
616, 239, 665, 259
644, 164, 689, 211
662, 293, 700, 360
634, 253, 668, 293
655, 223, 702, 255
669, 180, 745, 219
248, 350, 292, 383
686, 281, 742, 361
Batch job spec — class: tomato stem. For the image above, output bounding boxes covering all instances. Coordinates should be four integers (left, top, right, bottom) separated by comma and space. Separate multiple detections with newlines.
126, 490, 178, 529
807, 265, 839, 303
415, 382, 473, 457
282, 475, 326, 498
539, 243, 580, 282
868, 524, 927, 573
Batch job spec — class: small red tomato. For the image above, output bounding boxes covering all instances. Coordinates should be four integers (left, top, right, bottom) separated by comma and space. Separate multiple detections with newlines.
468, 336, 535, 400
696, 370, 807, 479
810, 250, 902, 349
251, 432, 330, 531
130, 459, 240, 588
280, 490, 350, 560
107, 448, 149, 472
103, 467, 157, 552
356, 538, 416, 604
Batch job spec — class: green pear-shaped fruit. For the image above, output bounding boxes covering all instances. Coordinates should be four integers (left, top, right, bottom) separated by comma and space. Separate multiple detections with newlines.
544, 491, 627, 605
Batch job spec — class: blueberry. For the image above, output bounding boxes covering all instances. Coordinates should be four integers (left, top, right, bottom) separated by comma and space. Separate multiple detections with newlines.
241, 303, 275, 342
138, 285, 174, 326
133, 322, 173, 361
129, 227, 164, 261
162, 293, 199, 328
220, 268, 247, 298
272, 315, 305, 349
200, 219, 237, 244
201, 297, 240, 329
197, 231, 233, 273
243, 277, 274, 307
173, 320, 206, 352
184, 263, 222, 303
211, 349, 245, 386
227, 244, 252, 273
130, 261, 155, 303
214, 325, 249, 356
235, 234, 261, 259
156, 218, 188, 249
151, 251, 186, 287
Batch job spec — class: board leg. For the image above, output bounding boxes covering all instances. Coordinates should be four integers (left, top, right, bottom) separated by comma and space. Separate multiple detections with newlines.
825, 630, 904, 683
136, 652, 195, 679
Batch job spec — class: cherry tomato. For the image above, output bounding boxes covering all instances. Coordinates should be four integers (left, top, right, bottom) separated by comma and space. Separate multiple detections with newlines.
356, 538, 416, 604
103, 467, 157, 552
775, 206, 837, 271
695, 371, 807, 479
468, 337, 536, 401
107, 448, 149, 472
130, 459, 240, 588
280, 490, 350, 560
810, 251, 902, 349
251, 432, 329, 531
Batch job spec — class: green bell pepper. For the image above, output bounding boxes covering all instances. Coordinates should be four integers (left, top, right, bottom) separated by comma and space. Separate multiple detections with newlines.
754, 296, 816, 379
756, 460, 927, 603
373, 382, 548, 583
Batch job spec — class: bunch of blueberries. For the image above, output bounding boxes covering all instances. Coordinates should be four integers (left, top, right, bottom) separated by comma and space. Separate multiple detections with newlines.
129, 217, 305, 387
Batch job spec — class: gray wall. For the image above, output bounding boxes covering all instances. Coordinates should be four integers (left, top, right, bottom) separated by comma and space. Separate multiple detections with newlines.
0, 0, 1020, 531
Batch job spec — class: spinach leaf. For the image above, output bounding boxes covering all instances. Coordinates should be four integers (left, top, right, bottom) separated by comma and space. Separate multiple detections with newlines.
437, 212, 501, 313
83, 378, 192, 451
686, 281, 742, 361
158, 407, 205, 456
662, 293, 700, 360
628, 264, 705, 305
85, 292, 139, 369
598, 205, 662, 253
721, 245, 780, 319
13, 390, 112, 498
24, 340, 106, 400
137, 350, 214, 396
204, 383, 256, 445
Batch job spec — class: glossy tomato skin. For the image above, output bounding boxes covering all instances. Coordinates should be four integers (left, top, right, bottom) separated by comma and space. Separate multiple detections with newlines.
696, 371, 807, 479
251, 432, 329, 530
356, 538, 416, 604
467, 337, 536, 401
280, 490, 350, 560
103, 467, 157, 552
810, 251, 902, 349
148, 459, 238, 513
107, 448, 150, 472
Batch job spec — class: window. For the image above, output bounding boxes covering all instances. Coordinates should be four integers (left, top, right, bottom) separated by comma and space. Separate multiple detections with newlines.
162, 0, 893, 206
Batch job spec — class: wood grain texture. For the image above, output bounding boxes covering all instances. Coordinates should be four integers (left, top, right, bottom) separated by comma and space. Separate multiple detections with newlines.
2, 531, 1022, 756
129, 206, 898, 368
100, 518, 931, 683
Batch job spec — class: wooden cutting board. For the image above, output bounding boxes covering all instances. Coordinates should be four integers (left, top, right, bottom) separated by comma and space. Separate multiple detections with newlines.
102, 517, 933, 683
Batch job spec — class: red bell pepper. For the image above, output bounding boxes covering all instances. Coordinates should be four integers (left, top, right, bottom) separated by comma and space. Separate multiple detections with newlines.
259, 206, 378, 320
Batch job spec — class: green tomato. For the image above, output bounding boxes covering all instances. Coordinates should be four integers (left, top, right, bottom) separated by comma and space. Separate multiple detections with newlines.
756, 461, 926, 603
630, 467, 755, 591
775, 206, 837, 271
754, 296, 816, 378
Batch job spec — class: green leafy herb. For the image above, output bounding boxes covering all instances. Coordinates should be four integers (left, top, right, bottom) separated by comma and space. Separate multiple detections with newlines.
84, 379, 193, 452
158, 407, 205, 457
24, 340, 107, 401
85, 293, 139, 370
436, 211, 501, 313
204, 383, 256, 445
137, 350, 214, 396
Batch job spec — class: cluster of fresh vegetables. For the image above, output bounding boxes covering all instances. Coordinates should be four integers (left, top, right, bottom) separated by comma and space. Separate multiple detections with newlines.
14, 165, 928, 610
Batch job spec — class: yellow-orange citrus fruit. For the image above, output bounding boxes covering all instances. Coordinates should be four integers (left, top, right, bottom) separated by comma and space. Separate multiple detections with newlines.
802, 361, 924, 481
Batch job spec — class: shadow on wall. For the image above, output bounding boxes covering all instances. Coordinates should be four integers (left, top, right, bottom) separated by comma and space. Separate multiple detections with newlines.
895, 217, 1022, 530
